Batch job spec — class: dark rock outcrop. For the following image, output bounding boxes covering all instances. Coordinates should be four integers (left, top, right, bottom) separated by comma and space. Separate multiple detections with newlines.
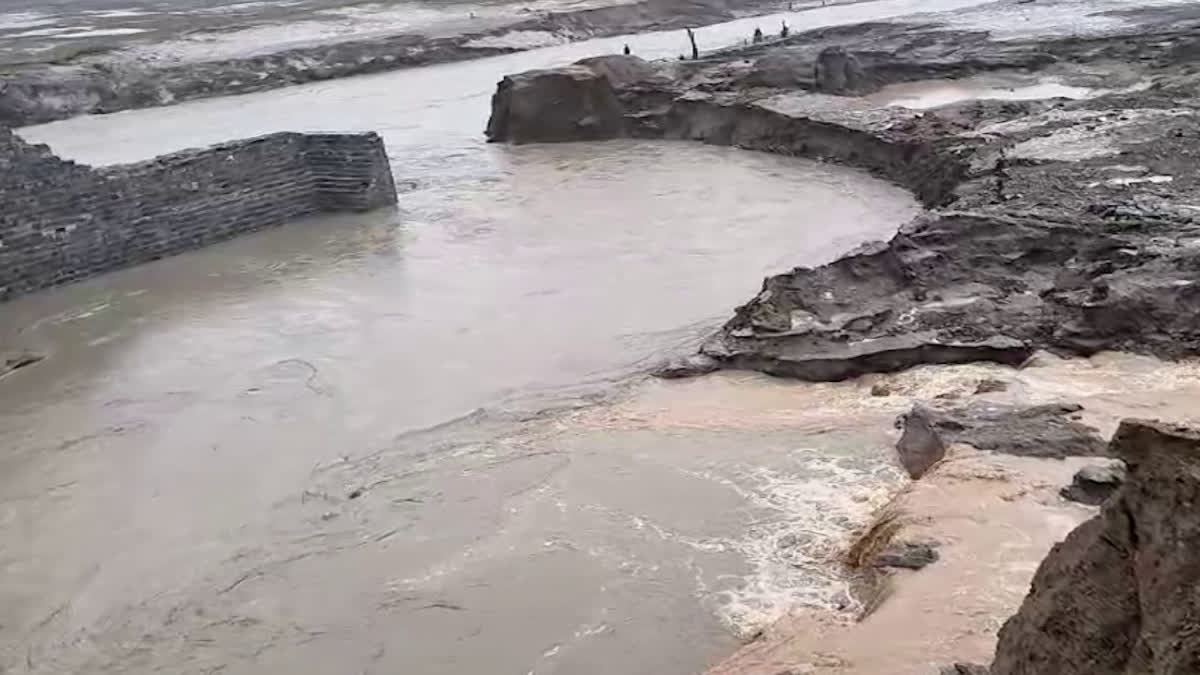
991, 419, 1200, 675
898, 402, 1108, 460
872, 541, 940, 569
485, 55, 659, 144
1059, 461, 1127, 505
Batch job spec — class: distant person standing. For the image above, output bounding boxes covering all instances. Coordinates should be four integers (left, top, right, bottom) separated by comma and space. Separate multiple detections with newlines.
780, 20, 789, 38
623, 43, 631, 55
753, 26, 764, 43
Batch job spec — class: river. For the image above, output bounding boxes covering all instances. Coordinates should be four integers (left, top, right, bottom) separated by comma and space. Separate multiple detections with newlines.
1, 0, 1136, 672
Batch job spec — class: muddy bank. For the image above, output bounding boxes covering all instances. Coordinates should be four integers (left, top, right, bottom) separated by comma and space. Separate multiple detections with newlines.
485, 5, 1200, 382
0, 0, 812, 127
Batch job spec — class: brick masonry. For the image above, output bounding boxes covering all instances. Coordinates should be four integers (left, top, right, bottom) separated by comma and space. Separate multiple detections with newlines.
0, 127, 397, 301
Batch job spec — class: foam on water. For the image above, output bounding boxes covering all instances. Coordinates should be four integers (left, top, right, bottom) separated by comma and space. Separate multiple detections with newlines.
0, 11, 55, 31
699, 453, 905, 637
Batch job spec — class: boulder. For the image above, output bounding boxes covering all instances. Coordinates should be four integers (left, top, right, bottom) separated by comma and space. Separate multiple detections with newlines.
1059, 460, 1126, 506
485, 55, 656, 144
812, 46, 867, 94
896, 401, 1106, 478
991, 420, 1200, 675
920, 402, 1108, 459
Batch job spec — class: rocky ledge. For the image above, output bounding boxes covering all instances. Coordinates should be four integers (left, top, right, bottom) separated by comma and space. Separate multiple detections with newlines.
485, 8, 1200, 382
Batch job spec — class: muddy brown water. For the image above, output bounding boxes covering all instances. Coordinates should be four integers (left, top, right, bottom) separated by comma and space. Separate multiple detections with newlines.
4, 134, 918, 675
0, 140, 915, 674
8, 0, 1196, 672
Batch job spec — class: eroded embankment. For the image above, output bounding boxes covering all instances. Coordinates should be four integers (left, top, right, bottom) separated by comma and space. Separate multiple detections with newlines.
485, 13, 1200, 384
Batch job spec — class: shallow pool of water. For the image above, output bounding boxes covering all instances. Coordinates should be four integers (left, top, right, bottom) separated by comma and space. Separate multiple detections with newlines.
872, 76, 1098, 110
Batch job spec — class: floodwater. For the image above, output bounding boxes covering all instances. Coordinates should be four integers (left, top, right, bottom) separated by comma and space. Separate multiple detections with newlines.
6, 0, 1190, 672
2, 1, 936, 669
0, 142, 915, 675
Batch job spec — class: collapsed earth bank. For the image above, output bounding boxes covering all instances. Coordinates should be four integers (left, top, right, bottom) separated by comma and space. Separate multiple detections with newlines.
486, 14, 1200, 383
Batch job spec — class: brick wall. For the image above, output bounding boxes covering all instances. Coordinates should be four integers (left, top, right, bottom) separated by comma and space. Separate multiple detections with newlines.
0, 128, 396, 301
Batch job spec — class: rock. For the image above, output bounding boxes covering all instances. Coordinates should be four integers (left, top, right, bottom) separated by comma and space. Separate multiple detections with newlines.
870, 382, 893, 396
896, 405, 946, 479
974, 378, 1009, 394
902, 402, 1108, 460
652, 353, 720, 379
485, 55, 656, 144
991, 419, 1200, 675
1059, 460, 1126, 505
872, 541, 940, 569
938, 664, 990, 675
812, 46, 866, 94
